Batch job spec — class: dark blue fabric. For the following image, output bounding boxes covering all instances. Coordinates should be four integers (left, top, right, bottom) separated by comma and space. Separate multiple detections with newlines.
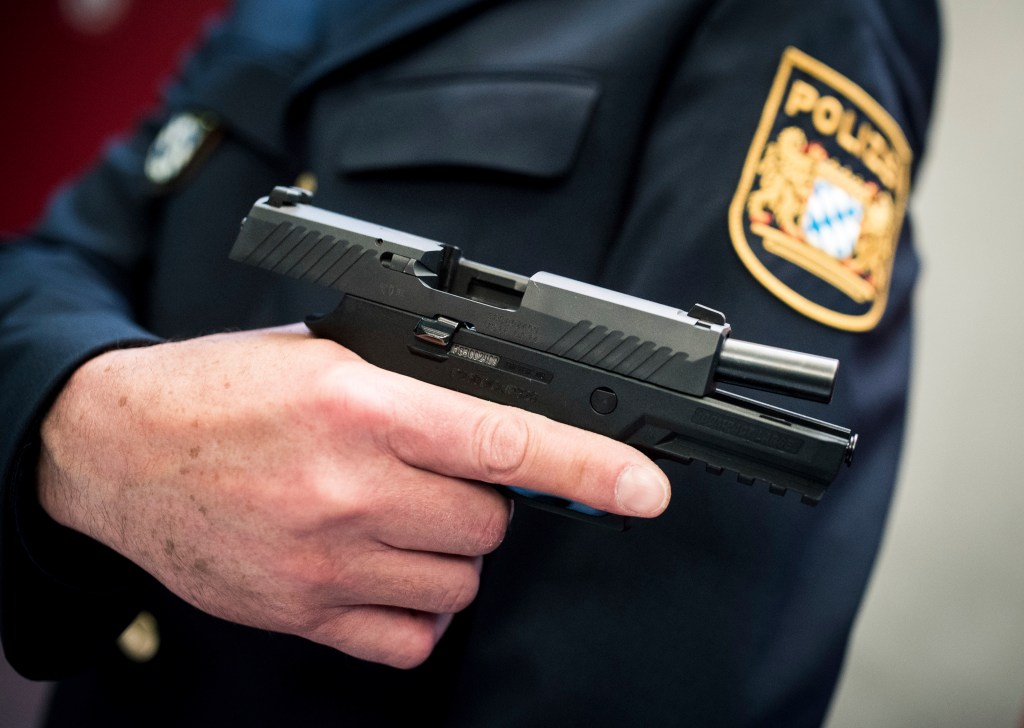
0, 0, 940, 724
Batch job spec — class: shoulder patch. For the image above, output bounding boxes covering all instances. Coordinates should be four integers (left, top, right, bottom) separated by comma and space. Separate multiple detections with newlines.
728, 47, 912, 332
145, 111, 220, 189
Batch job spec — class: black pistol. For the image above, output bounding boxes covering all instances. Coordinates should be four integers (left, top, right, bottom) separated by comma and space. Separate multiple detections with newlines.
230, 187, 856, 526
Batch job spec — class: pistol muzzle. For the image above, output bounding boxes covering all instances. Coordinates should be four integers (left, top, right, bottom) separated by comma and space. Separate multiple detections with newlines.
716, 339, 839, 403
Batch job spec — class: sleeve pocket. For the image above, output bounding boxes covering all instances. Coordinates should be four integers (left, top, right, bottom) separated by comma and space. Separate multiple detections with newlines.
336, 74, 601, 180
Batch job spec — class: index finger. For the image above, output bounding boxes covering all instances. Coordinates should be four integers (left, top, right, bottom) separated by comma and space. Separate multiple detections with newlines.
382, 380, 671, 518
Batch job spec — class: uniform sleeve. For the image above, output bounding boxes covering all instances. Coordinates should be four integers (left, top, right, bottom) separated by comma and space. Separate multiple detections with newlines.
0, 1, 320, 679
597, 0, 939, 722
0, 102, 169, 682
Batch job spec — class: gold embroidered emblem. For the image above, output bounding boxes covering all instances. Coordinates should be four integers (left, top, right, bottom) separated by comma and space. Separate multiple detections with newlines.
729, 47, 912, 331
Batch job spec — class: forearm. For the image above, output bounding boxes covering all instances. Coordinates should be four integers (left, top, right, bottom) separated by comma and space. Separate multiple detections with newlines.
0, 128, 165, 677
0, 240, 161, 678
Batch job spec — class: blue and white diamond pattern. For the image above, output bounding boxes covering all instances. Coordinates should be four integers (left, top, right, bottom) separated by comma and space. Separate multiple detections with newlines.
802, 179, 863, 259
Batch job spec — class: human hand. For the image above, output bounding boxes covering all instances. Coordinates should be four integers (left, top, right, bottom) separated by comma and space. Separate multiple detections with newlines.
37, 324, 670, 668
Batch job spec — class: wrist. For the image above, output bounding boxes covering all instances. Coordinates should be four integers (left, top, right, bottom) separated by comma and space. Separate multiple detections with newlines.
37, 348, 127, 538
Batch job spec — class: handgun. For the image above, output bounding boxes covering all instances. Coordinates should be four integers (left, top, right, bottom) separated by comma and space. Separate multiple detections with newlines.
230, 186, 856, 527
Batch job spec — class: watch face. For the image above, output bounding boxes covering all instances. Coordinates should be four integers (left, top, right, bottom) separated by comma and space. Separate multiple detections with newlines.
145, 111, 218, 187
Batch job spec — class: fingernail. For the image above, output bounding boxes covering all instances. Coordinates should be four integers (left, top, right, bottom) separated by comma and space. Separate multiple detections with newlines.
615, 465, 669, 516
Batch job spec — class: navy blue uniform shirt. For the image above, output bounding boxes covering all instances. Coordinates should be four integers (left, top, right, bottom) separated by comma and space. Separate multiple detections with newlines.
0, 1, 939, 725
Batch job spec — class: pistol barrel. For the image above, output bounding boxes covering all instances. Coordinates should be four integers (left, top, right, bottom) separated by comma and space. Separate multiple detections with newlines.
716, 339, 838, 403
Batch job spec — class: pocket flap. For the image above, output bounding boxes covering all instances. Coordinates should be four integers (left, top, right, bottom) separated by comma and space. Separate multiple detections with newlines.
337, 74, 601, 179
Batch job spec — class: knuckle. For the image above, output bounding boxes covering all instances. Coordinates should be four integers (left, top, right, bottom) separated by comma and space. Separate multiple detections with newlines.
310, 367, 370, 421
272, 471, 369, 536
471, 411, 531, 482
467, 500, 509, 555
274, 547, 345, 601
282, 606, 331, 640
307, 362, 391, 427
313, 367, 420, 463
434, 563, 481, 614
308, 609, 439, 669
393, 621, 441, 669
259, 589, 339, 641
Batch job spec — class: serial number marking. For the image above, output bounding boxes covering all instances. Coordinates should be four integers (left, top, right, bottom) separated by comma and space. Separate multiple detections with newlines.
450, 344, 500, 368
451, 368, 538, 403
450, 344, 553, 384
485, 318, 540, 345
691, 409, 803, 453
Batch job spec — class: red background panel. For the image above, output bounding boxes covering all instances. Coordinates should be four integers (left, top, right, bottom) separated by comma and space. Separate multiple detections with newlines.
0, 2, 229, 723
0, 0, 230, 235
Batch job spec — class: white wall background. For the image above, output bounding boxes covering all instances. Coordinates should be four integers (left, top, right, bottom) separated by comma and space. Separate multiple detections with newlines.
826, 1, 1024, 726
